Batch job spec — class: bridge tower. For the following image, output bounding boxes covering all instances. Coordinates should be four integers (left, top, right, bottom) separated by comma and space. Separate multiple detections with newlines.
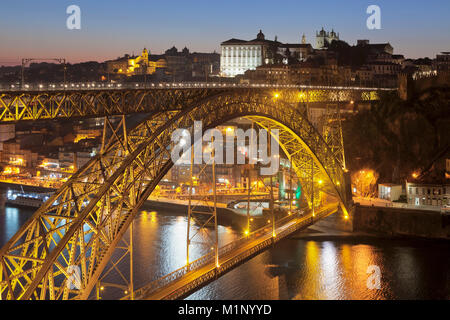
321, 105, 346, 170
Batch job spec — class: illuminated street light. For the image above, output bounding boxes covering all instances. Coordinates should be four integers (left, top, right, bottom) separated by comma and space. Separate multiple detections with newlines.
298, 92, 306, 100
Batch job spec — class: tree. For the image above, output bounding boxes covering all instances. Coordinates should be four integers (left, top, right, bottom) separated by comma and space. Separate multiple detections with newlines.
343, 89, 450, 184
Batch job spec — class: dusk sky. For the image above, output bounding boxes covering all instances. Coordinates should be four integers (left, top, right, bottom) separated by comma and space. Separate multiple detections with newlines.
1, 0, 449, 65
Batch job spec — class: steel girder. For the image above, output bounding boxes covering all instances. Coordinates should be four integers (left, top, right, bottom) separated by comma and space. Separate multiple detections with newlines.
0, 91, 347, 300
0, 87, 381, 122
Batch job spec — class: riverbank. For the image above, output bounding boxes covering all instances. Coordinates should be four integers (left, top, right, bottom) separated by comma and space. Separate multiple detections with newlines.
289, 204, 450, 242
143, 197, 258, 229
353, 204, 450, 240
290, 224, 450, 245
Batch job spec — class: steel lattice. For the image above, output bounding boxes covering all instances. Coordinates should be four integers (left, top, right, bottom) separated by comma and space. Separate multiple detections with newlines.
0, 89, 352, 300
0, 87, 382, 122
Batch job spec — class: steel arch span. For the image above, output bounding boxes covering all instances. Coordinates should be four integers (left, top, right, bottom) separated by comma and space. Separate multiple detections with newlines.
0, 92, 349, 300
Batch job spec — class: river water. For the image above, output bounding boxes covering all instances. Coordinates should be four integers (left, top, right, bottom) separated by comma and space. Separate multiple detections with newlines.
1, 203, 449, 300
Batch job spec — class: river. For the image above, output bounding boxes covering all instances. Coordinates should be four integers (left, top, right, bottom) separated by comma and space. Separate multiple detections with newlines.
0, 203, 449, 300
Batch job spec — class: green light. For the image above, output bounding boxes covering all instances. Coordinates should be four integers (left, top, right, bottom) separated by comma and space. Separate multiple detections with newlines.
295, 183, 302, 199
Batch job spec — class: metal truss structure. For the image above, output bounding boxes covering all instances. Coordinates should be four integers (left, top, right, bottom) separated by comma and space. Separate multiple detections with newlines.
0, 86, 382, 122
321, 105, 346, 169
186, 140, 220, 270
0, 88, 354, 300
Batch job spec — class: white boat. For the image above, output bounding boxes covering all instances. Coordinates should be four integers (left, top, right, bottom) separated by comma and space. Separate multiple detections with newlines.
6, 189, 51, 208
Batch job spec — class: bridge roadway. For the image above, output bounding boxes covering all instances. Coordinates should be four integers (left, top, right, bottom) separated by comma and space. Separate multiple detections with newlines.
126, 203, 339, 300
3, 81, 394, 92
0, 82, 393, 123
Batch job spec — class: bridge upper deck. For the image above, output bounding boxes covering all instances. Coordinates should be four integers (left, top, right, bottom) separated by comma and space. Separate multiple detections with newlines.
0, 82, 395, 122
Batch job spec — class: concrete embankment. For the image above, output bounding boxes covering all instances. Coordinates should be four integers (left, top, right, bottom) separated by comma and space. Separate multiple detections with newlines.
291, 204, 450, 241
142, 198, 250, 229
0, 181, 56, 193
352, 204, 450, 240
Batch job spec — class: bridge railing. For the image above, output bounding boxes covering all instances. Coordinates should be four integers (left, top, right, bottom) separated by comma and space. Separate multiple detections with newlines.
130, 219, 274, 299
1, 82, 394, 92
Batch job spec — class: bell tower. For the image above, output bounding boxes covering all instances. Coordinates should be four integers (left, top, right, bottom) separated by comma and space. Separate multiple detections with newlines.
142, 48, 149, 65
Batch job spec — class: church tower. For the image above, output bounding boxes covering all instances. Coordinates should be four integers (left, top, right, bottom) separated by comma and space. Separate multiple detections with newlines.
142, 48, 149, 65
302, 33, 306, 44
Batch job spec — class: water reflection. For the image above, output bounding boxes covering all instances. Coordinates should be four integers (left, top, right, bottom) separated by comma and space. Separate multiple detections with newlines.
0, 203, 449, 300
188, 238, 450, 300
320, 242, 341, 299
5, 207, 20, 241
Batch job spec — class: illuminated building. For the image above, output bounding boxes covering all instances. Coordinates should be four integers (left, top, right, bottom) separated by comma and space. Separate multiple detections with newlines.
0, 140, 38, 168
220, 30, 280, 77
243, 59, 353, 86
106, 48, 167, 76
221, 30, 315, 77
406, 156, 450, 208
406, 182, 449, 207
316, 28, 339, 49
378, 183, 404, 201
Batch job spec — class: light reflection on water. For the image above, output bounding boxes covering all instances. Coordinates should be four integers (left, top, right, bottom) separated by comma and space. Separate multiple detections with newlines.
187, 238, 450, 300
1, 203, 450, 300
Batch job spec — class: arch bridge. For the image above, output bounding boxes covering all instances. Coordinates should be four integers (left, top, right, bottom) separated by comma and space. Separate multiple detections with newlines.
0, 84, 386, 300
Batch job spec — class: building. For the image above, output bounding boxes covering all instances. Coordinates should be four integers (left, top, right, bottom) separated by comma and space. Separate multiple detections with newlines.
357, 40, 393, 55
354, 66, 374, 86
316, 28, 339, 49
378, 183, 404, 201
276, 43, 313, 63
106, 48, 167, 77
436, 52, 450, 72
220, 30, 315, 77
243, 64, 291, 84
0, 140, 39, 169
365, 61, 401, 87
406, 153, 450, 209
190, 52, 220, 79
0, 124, 15, 142
220, 30, 280, 77
406, 182, 449, 208
164, 46, 190, 81
243, 56, 352, 87
369, 52, 404, 65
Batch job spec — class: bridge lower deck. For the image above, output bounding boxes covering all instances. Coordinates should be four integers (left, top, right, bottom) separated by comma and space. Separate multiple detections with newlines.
129, 204, 339, 300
